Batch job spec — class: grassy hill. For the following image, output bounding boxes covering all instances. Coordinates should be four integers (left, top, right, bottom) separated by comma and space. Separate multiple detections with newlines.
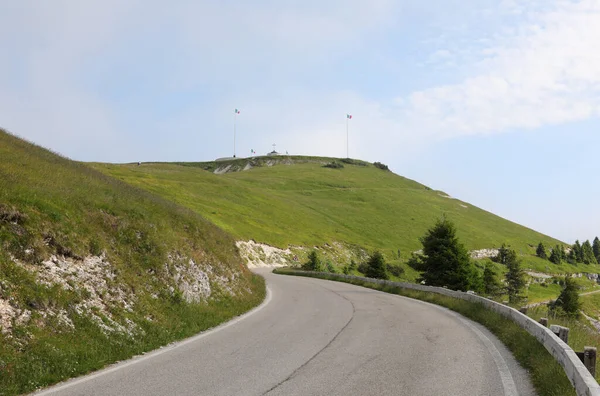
0, 130, 264, 395
92, 156, 589, 275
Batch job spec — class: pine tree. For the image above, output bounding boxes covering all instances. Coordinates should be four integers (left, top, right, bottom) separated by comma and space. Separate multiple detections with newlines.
418, 216, 473, 291
483, 264, 502, 296
593, 237, 600, 263
504, 248, 526, 305
364, 251, 388, 280
302, 250, 322, 271
573, 240, 584, 263
582, 240, 598, 265
536, 242, 547, 259
560, 244, 568, 261
549, 245, 562, 264
551, 276, 581, 318
494, 244, 512, 265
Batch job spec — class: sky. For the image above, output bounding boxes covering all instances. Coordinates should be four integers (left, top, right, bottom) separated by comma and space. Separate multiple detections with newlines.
1, 0, 599, 243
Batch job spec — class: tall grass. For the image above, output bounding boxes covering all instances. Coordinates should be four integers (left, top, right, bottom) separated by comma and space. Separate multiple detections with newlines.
0, 129, 266, 395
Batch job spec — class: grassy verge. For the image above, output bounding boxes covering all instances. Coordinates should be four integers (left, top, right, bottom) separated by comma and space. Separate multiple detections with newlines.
0, 130, 267, 395
0, 275, 265, 396
526, 304, 600, 384
274, 268, 575, 396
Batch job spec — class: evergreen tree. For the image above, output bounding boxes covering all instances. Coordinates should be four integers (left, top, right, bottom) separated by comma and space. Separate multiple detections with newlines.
536, 242, 547, 260
551, 276, 581, 318
582, 240, 598, 264
549, 245, 562, 264
364, 251, 388, 280
483, 264, 502, 296
594, 237, 600, 264
560, 244, 568, 261
302, 250, 322, 271
573, 240, 584, 263
418, 216, 473, 291
504, 248, 526, 305
494, 244, 512, 265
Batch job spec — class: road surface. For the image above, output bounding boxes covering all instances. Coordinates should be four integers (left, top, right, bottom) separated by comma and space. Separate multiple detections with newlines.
35, 269, 535, 396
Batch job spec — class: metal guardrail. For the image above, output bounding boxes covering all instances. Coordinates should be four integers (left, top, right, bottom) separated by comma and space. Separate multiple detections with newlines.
282, 270, 600, 396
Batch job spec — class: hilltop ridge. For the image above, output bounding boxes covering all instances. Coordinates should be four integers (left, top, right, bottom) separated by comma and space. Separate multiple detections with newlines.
93, 156, 586, 276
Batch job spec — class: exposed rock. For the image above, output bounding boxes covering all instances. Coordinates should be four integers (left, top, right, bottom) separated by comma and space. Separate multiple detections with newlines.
0, 298, 16, 334
169, 257, 212, 303
470, 249, 499, 259
236, 240, 295, 268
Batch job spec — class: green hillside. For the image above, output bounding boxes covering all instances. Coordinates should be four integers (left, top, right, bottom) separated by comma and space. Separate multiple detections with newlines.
93, 157, 583, 274
0, 130, 264, 395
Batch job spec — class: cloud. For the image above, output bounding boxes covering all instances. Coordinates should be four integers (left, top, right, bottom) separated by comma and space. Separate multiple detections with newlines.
396, 0, 600, 139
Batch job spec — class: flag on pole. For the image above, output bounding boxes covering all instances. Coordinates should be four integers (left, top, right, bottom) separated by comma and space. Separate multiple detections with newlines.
235, 109, 241, 114
346, 114, 352, 119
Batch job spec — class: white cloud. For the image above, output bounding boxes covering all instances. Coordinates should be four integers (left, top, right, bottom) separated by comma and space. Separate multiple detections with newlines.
396, 0, 600, 139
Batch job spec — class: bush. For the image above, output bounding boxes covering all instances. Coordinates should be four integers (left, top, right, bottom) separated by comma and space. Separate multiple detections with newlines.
357, 261, 369, 275
349, 259, 357, 272
373, 162, 389, 171
340, 158, 367, 166
302, 250, 322, 271
386, 263, 405, 277
550, 276, 581, 318
364, 251, 388, 280
323, 161, 344, 169
407, 253, 425, 271
326, 260, 336, 273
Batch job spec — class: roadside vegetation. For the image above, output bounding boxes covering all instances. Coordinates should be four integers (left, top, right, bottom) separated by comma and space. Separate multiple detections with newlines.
0, 129, 265, 395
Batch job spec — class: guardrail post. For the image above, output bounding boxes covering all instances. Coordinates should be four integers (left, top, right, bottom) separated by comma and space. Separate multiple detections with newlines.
585, 347, 597, 376
550, 325, 570, 344
539, 318, 548, 327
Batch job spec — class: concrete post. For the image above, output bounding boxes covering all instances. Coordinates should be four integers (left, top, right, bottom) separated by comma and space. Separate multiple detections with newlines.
585, 347, 597, 376
550, 325, 570, 344
539, 318, 548, 327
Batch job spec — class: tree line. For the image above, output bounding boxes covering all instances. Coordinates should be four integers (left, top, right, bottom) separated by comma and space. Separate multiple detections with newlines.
301, 216, 582, 316
536, 237, 600, 265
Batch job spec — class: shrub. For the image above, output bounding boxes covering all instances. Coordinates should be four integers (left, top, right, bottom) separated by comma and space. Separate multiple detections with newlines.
550, 276, 581, 318
386, 263, 405, 277
340, 158, 367, 166
536, 242, 547, 260
349, 259, 357, 272
407, 253, 425, 271
357, 261, 369, 275
323, 161, 344, 169
326, 260, 336, 273
364, 251, 388, 280
373, 162, 389, 171
302, 250, 322, 271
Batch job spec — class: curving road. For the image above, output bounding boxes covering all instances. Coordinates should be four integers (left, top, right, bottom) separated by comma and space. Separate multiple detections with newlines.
35, 269, 535, 396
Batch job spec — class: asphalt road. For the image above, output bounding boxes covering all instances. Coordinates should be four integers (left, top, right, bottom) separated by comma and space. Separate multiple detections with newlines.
35, 269, 536, 396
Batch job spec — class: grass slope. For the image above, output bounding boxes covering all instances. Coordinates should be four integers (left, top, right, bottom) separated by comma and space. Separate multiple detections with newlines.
93, 157, 587, 274
0, 130, 264, 394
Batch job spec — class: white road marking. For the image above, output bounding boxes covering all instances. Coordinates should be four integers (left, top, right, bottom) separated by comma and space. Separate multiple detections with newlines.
33, 286, 273, 395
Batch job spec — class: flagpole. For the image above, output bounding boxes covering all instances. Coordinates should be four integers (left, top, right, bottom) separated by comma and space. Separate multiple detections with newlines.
346, 116, 349, 159
233, 112, 236, 158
